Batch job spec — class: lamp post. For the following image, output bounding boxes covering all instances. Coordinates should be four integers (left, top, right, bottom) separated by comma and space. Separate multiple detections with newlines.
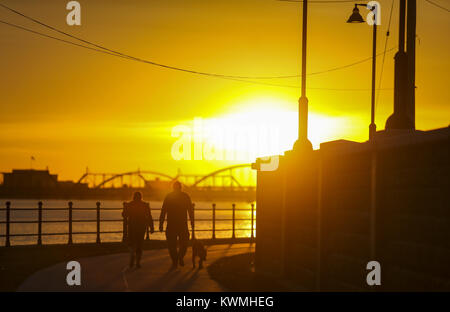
347, 3, 378, 141
293, 0, 312, 151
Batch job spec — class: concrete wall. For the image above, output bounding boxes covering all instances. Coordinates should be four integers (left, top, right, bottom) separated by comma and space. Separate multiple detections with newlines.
255, 128, 450, 291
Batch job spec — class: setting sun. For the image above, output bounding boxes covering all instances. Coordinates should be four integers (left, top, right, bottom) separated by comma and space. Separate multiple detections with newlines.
197, 98, 365, 162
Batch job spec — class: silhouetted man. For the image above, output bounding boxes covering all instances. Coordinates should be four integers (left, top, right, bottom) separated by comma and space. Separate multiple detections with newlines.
159, 181, 194, 270
123, 191, 154, 269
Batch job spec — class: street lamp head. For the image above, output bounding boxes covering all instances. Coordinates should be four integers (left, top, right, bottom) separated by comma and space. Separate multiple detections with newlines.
347, 5, 365, 23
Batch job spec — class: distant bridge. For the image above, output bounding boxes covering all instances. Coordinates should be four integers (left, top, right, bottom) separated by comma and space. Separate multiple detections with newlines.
77, 164, 255, 189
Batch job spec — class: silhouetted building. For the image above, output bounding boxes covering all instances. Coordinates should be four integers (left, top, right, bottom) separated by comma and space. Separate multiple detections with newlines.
0, 169, 89, 198
3, 169, 58, 188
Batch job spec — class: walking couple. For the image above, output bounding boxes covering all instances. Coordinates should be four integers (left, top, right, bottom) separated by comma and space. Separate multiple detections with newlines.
123, 181, 194, 270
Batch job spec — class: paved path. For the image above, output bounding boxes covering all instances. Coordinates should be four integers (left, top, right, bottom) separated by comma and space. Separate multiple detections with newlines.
18, 243, 254, 292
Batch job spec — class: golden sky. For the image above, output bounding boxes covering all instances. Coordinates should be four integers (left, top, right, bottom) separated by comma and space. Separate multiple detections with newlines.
0, 0, 449, 182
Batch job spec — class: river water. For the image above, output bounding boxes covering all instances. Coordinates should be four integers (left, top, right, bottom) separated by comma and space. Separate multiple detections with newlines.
0, 199, 255, 246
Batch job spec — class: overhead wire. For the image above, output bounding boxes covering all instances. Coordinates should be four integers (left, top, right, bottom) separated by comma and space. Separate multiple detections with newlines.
0, 2, 396, 91
424, 0, 450, 13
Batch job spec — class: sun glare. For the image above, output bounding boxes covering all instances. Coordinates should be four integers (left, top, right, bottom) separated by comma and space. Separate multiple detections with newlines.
196, 98, 353, 162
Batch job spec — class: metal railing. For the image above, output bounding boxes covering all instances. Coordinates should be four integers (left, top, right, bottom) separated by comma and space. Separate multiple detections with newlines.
0, 201, 255, 246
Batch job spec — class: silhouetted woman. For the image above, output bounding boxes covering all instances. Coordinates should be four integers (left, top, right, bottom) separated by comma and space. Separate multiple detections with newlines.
123, 191, 154, 268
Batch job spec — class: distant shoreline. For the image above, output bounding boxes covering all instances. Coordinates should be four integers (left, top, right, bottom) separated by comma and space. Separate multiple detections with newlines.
0, 189, 256, 202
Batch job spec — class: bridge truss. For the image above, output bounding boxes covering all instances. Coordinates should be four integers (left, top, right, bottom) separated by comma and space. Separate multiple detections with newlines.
77, 164, 255, 189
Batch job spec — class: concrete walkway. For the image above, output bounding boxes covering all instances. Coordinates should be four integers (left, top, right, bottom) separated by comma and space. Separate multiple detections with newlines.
18, 243, 254, 292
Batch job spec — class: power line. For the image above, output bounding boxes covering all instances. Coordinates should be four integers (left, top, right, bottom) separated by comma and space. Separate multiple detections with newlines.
277, 0, 357, 3
0, 18, 301, 90
0, 2, 393, 81
0, 2, 295, 80
219, 75, 392, 90
424, 0, 450, 13
0, 18, 393, 92
280, 0, 450, 12
308, 48, 395, 76
0, 20, 139, 59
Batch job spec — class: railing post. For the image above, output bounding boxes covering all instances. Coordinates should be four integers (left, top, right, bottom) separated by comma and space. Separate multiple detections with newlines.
191, 203, 195, 239
122, 202, 128, 243
232, 203, 236, 239
37, 201, 43, 245
251, 203, 255, 240
212, 203, 216, 240
96, 201, 101, 244
68, 201, 73, 245
5, 201, 10, 247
